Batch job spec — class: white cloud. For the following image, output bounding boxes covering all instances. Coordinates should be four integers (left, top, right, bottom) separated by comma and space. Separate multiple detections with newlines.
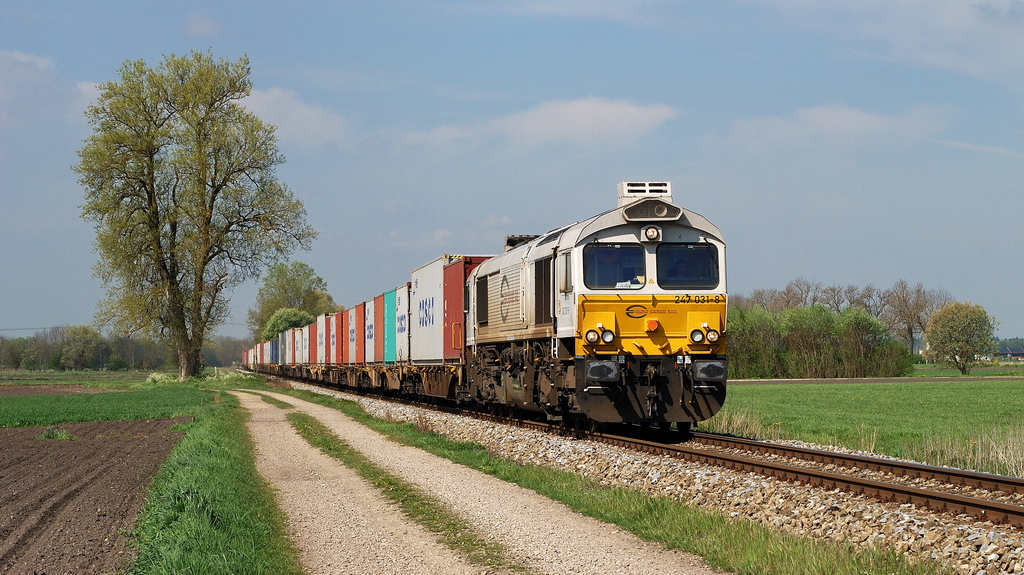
403, 97, 676, 151
243, 88, 351, 148
713, 103, 954, 154
0, 51, 53, 70
428, 0, 667, 25
73, 81, 100, 110
750, 1, 1024, 83
492, 0, 671, 26
184, 11, 220, 39
0, 51, 59, 128
933, 139, 1024, 160
491, 97, 677, 146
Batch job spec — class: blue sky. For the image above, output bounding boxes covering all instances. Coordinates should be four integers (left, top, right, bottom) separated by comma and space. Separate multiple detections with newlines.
2, 1, 1022, 340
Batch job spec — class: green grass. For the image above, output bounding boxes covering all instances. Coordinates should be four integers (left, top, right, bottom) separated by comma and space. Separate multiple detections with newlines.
36, 426, 78, 440
0, 369, 150, 388
286, 389, 948, 575
911, 364, 1024, 378
702, 379, 1024, 475
0, 385, 213, 427
288, 411, 531, 574
128, 389, 302, 575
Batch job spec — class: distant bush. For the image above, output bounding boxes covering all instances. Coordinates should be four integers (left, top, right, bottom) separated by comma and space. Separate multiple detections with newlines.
728, 304, 913, 379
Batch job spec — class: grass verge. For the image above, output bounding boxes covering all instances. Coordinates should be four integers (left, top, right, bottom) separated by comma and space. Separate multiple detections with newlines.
708, 380, 1024, 475
287, 410, 531, 574
286, 389, 949, 575
128, 388, 302, 574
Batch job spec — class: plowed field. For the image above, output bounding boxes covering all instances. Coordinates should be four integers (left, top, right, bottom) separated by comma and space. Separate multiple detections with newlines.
0, 386, 186, 574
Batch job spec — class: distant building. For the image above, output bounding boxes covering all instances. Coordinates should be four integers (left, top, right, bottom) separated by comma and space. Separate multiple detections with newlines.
998, 347, 1024, 361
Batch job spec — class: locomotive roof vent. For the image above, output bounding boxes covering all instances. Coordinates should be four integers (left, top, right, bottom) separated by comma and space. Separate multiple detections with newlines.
617, 181, 672, 207
504, 234, 539, 252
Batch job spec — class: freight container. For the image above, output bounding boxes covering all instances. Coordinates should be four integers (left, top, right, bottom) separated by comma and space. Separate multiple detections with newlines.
384, 289, 396, 363
316, 314, 332, 365
411, 255, 491, 363
300, 326, 310, 364
285, 329, 296, 364
410, 256, 450, 363
443, 256, 489, 362
394, 283, 410, 363
278, 331, 288, 365
347, 303, 365, 364
269, 338, 279, 365
334, 312, 344, 365
365, 298, 377, 364
374, 294, 385, 364
308, 321, 318, 364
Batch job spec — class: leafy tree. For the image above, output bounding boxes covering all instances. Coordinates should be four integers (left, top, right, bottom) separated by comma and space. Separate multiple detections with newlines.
61, 325, 108, 370
75, 51, 316, 379
262, 308, 315, 342
725, 305, 785, 379
0, 337, 27, 369
925, 301, 997, 375
780, 305, 837, 378
246, 261, 337, 339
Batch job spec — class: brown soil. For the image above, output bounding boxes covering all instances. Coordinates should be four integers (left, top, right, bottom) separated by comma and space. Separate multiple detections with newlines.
0, 385, 126, 397
0, 413, 187, 574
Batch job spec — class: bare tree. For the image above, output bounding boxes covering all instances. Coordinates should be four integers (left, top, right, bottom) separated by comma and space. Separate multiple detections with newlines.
820, 284, 847, 313
787, 277, 823, 307
882, 280, 950, 353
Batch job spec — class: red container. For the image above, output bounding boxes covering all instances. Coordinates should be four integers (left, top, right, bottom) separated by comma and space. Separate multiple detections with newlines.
443, 257, 489, 362
348, 303, 365, 365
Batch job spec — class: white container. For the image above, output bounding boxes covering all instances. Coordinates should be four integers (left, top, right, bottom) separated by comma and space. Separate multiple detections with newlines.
299, 325, 310, 364
316, 314, 329, 365
365, 298, 376, 364
394, 283, 410, 363
410, 256, 454, 363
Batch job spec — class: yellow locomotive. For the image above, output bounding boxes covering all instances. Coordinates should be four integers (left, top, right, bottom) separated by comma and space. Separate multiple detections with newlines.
465, 182, 727, 431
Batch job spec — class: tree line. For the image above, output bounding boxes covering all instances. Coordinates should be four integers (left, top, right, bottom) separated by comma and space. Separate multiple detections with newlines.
728, 278, 997, 378
0, 326, 249, 372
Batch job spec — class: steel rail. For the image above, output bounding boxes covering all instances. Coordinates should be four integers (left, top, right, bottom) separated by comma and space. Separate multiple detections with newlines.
617, 434, 1024, 528
689, 432, 1024, 495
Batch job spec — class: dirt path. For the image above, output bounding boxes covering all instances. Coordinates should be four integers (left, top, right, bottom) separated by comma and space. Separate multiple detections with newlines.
233, 390, 722, 575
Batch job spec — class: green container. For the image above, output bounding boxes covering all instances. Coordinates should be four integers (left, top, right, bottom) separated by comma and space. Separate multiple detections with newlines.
384, 289, 396, 363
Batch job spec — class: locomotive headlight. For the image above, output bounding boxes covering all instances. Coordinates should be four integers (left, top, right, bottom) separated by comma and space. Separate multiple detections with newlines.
642, 225, 662, 242
690, 329, 705, 343
601, 329, 615, 344
706, 329, 720, 343
585, 330, 601, 344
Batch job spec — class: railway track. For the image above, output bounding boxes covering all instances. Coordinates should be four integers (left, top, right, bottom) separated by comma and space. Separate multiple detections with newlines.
281, 376, 1024, 529
462, 409, 1024, 529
